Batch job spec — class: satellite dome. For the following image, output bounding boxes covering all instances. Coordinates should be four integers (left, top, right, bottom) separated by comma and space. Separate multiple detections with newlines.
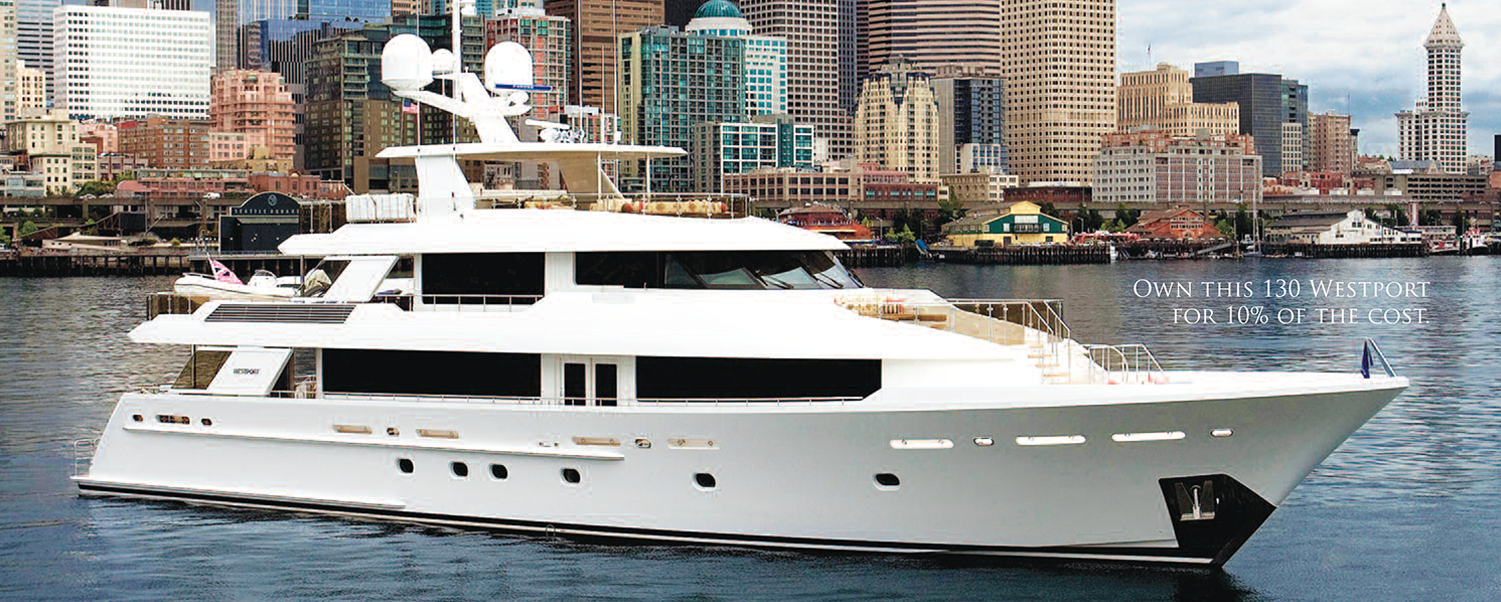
693, 0, 742, 20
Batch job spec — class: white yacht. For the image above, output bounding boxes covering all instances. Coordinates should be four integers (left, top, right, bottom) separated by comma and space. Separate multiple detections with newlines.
74, 35, 1407, 568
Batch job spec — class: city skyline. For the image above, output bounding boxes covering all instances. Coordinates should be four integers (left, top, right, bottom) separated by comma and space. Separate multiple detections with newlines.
1119, 0, 1498, 157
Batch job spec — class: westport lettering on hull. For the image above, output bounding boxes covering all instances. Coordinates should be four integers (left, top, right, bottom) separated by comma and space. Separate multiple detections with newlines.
76, 31, 1407, 569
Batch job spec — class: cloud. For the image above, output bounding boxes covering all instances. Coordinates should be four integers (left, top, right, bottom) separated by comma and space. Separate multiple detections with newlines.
1120, 0, 1501, 157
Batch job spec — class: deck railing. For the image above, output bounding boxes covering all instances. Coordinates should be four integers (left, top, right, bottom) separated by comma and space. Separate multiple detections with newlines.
1083, 344, 1166, 385
153, 387, 860, 407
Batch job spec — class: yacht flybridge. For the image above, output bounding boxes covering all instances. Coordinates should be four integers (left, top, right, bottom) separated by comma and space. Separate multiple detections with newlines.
74, 35, 1407, 569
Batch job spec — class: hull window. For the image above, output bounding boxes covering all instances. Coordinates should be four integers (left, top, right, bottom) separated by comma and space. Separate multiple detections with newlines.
451, 462, 469, 478
323, 350, 541, 398
489, 464, 509, 480
397, 458, 414, 474
636, 357, 880, 400
561, 468, 582, 484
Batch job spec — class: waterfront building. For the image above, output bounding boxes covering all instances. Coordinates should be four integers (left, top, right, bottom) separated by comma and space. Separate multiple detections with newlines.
858, 0, 1000, 78
776, 202, 872, 240
851, 162, 939, 220
932, 76, 1005, 176
617, 25, 746, 192
53, 4, 212, 120
211, 69, 297, 170
1191, 63, 1308, 177
855, 59, 939, 183
17, 60, 44, 115
4, 110, 96, 194
1309, 112, 1357, 176
689, 115, 815, 192
117, 116, 211, 170
724, 168, 856, 212
544, 0, 661, 113
942, 200, 1069, 247
1118, 64, 1238, 138
248, 172, 350, 199
684, 0, 786, 116
1396, 5, 1468, 174
95, 152, 148, 181
740, 0, 853, 159
1267, 210, 1421, 245
0, 171, 44, 196
1091, 129, 1262, 206
486, 1, 571, 118
1368, 171, 1489, 203
1126, 208, 1225, 241
1001, 0, 1116, 184
939, 170, 1018, 205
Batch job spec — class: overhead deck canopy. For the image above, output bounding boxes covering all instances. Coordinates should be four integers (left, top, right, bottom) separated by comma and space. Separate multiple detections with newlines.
279, 209, 850, 256
376, 142, 688, 161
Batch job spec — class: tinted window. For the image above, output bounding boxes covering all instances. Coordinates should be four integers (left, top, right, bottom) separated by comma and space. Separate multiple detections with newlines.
576, 251, 862, 290
323, 350, 541, 397
422, 253, 544, 299
637, 357, 880, 400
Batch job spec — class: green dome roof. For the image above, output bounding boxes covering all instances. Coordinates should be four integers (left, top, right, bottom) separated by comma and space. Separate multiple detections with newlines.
694, 0, 742, 19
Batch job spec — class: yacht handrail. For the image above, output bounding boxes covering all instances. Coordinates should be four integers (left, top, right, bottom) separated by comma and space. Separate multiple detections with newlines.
151, 387, 860, 407
1083, 343, 1165, 385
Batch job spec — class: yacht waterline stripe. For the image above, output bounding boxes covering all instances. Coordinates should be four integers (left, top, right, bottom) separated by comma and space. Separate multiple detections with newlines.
74, 481, 1216, 565
120, 425, 625, 460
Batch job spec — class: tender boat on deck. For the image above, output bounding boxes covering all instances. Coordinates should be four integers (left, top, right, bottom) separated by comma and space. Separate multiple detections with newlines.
74, 34, 1407, 569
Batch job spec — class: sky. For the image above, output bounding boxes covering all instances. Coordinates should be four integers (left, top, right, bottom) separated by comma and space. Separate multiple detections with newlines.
1118, 0, 1501, 158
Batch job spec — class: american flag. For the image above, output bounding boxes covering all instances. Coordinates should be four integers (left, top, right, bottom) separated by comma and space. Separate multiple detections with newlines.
402, 100, 419, 115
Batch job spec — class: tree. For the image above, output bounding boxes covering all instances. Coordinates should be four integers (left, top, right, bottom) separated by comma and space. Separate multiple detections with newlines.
1452, 210, 1470, 233
1419, 208, 1443, 226
1076, 208, 1105, 233
935, 193, 966, 227
884, 225, 916, 244
75, 180, 115, 197
1114, 203, 1141, 228
0, 227, 10, 246
1385, 203, 1410, 227
18, 220, 39, 238
1038, 202, 1060, 218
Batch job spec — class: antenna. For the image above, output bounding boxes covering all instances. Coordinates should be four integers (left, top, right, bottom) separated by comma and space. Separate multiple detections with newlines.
381, 34, 434, 91
486, 41, 552, 94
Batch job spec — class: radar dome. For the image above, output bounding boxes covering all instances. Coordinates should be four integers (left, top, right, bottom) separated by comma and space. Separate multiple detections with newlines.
431, 48, 457, 75
381, 34, 434, 91
485, 42, 535, 90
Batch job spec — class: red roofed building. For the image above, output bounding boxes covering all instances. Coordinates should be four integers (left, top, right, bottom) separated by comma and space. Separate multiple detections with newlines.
1127, 207, 1226, 240
777, 203, 874, 241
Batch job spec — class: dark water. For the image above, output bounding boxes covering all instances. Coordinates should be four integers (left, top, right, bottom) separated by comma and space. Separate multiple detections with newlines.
2, 259, 1498, 601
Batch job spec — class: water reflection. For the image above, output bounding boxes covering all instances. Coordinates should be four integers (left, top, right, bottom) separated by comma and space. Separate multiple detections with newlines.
3, 263, 1499, 601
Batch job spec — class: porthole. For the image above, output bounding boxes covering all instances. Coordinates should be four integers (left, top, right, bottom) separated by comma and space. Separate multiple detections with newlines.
200, 418, 213, 426
874, 473, 900, 489
397, 458, 414, 474
694, 473, 717, 490
131, 414, 143, 422
386, 426, 399, 436
561, 467, 581, 484
451, 461, 469, 478
490, 463, 509, 480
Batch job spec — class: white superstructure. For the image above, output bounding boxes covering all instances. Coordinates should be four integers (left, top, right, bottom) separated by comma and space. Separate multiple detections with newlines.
52, 4, 212, 120
75, 35, 1408, 569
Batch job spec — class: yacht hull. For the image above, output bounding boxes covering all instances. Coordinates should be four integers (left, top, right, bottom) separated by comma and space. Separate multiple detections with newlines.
77, 377, 1401, 567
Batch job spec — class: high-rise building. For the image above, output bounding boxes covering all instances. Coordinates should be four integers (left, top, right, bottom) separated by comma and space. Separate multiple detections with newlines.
222, 0, 389, 71
1118, 64, 1239, 138
1, 0, 17, 124
617, 25, 746, 191
684, 0, 785, 116
17, 0, 59, 103
304, 25, 419, 193
1280, 122, 1304, 174
16, 60, 43, 115
1000, 0, 1116, 184
1191, 67, 1308, 177
932, 76, 1004, 176
1396, 5, 1468, 174
1309, 111, 1356, 175
54, 5, 213, 120
487, 1, 571, 117
858, 0, 1000, 79
544, 0, 661, 113
1092, 129, 1262, 206
855, 59, 939, 182
741, 0, 852, 159
211, 69, 297, 168
690, 115, 814, 192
